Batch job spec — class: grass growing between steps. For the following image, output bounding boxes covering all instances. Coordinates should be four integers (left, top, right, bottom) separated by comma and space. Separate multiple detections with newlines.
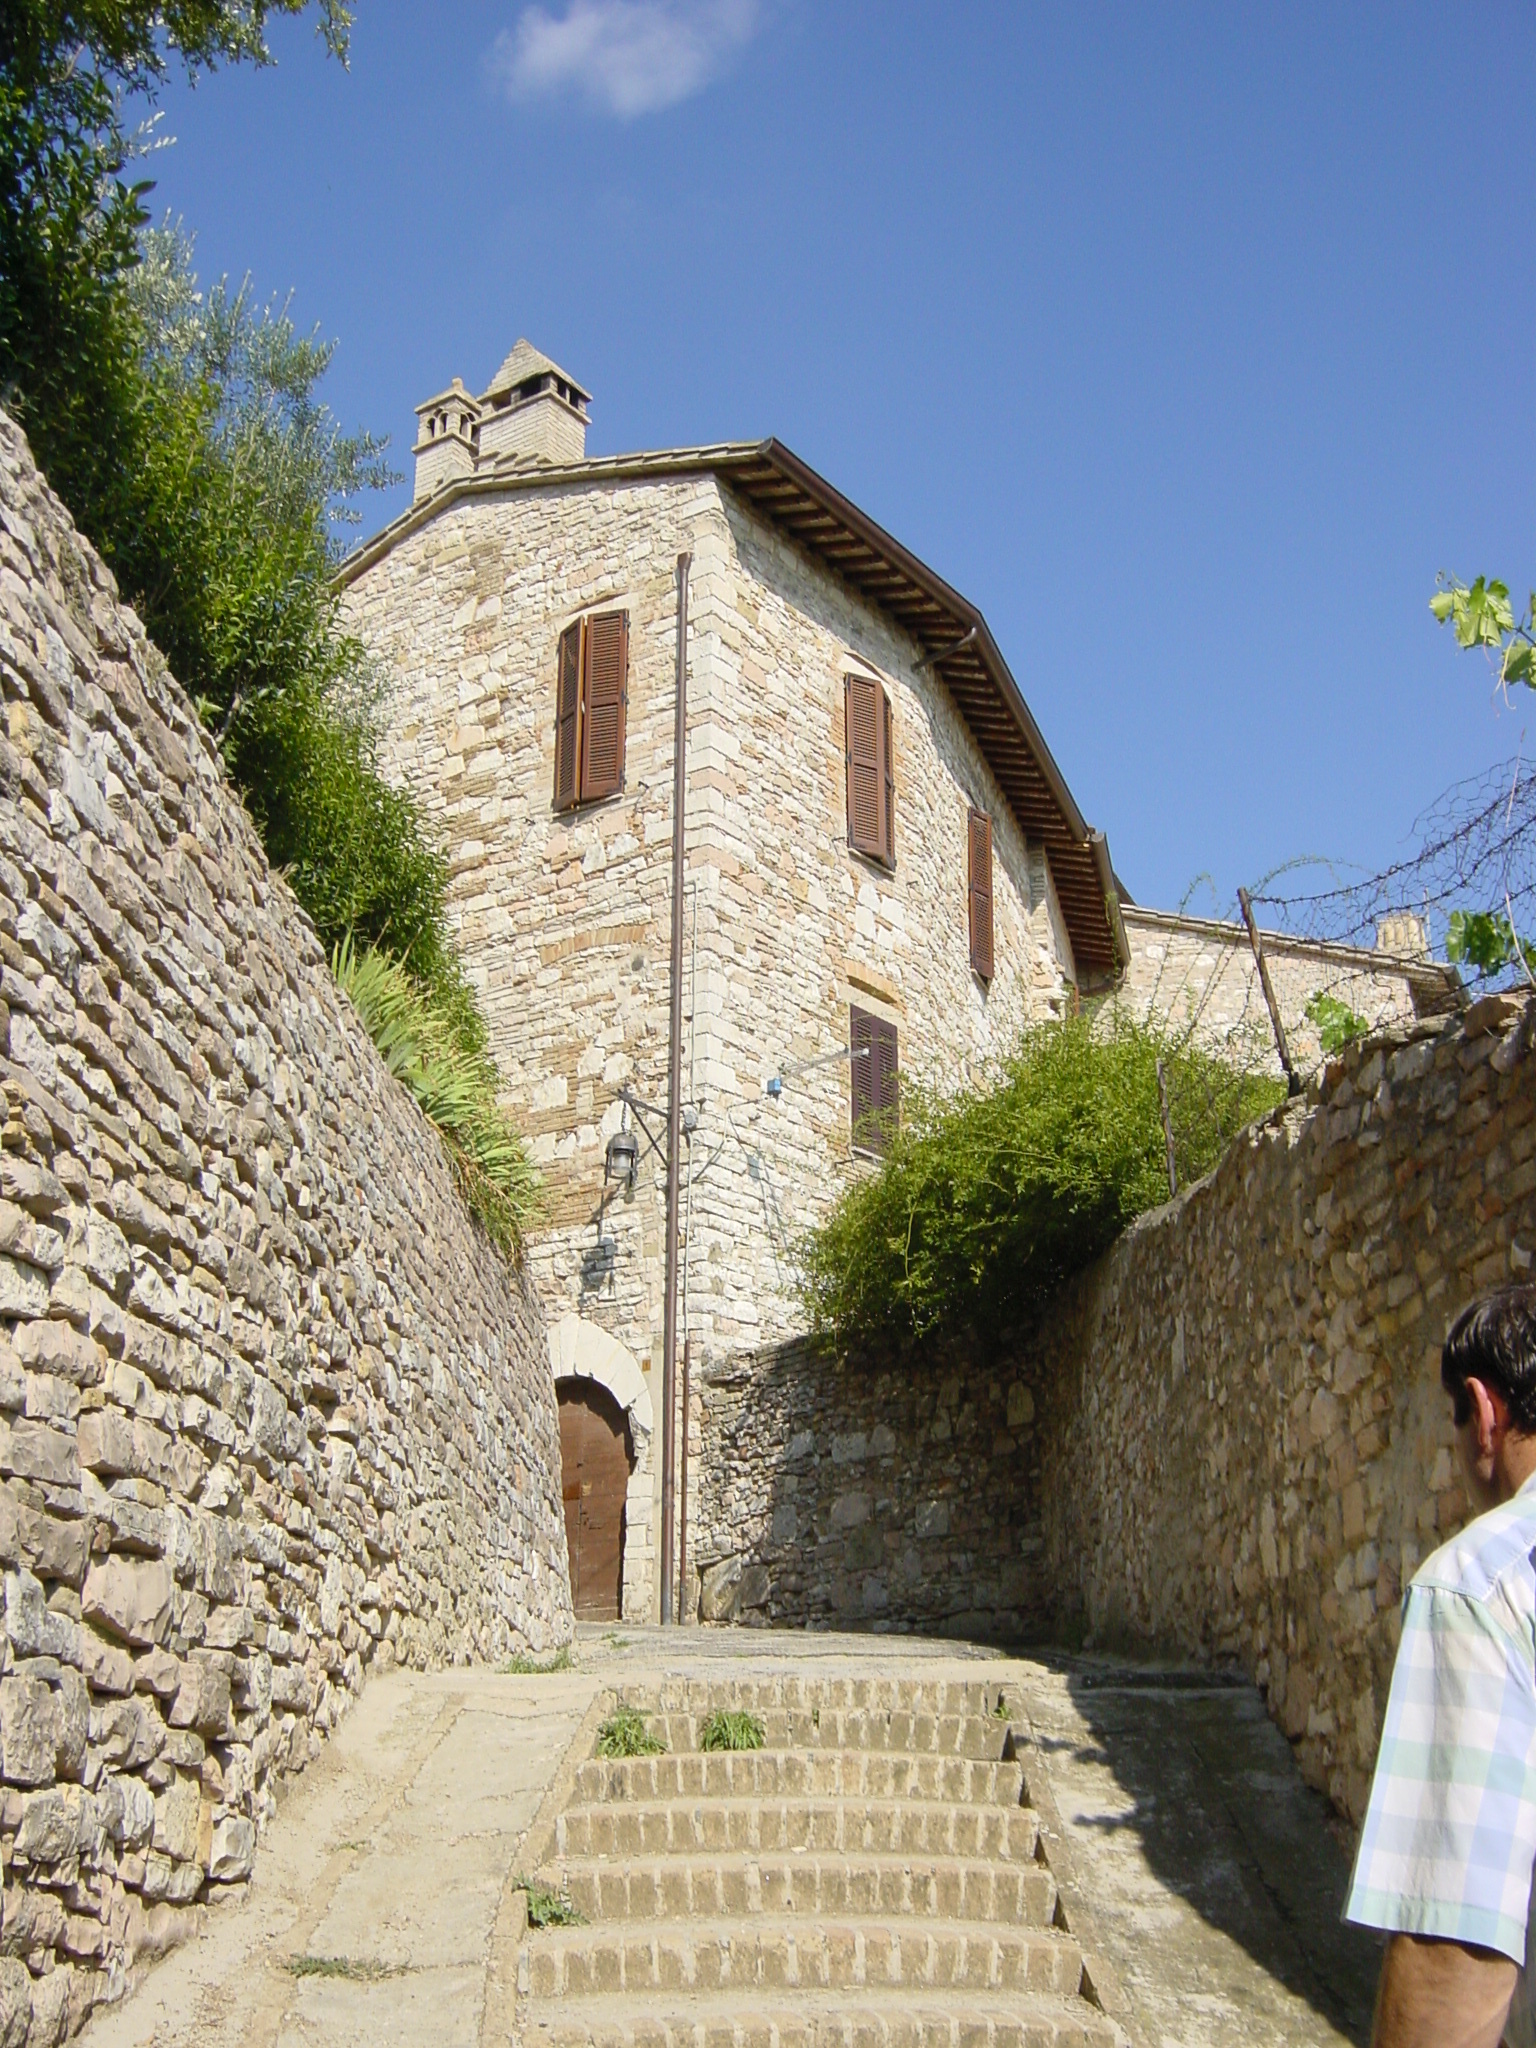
516, 1880, 584, 1929
596, 1705, 666, 1757
700, 1709, 766, 1752
501, 1646, 574, 1675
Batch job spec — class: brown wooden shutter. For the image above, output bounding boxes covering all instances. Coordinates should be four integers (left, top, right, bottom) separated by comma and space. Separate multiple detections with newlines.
580, 609, 628, 802
872, 1016, 899, 1149
968, 809, 994, 980
849, 1004, 876, 1150
880, 686, 895, 867
845, 675, 883, 858
850, 1006, 898, 1156
554, 621, 583, 810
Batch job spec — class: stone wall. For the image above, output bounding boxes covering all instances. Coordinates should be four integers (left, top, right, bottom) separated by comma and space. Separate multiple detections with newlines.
693, 991, 1527, 1834
692, 1345, 1047, 1637
0, 413, 571, 2040
1031, 994, 1531, 1823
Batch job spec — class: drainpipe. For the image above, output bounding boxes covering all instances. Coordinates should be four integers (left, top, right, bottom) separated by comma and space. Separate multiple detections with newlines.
660, 553, 690, 1624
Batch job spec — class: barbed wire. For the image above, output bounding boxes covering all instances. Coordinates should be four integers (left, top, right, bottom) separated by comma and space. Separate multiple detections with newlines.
1245, 752, 1535, 986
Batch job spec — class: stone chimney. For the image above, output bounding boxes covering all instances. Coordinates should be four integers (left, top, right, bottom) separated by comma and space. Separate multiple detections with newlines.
475, 340, 591, 469
1375, 911, 1430, 959
412, 378, 481, 503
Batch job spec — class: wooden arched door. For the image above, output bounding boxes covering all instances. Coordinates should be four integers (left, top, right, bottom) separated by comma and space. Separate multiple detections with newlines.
558, 1380, 630, 1620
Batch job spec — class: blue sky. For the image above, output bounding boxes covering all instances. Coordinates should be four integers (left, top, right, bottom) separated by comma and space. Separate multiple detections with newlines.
142, 1, 1535, 919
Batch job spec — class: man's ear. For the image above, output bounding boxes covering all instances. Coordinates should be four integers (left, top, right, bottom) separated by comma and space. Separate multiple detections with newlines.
1465, 1375, 1509, 1449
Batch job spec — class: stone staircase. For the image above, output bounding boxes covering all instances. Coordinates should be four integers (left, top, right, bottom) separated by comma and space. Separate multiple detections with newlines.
515, 1676, 1121, 2048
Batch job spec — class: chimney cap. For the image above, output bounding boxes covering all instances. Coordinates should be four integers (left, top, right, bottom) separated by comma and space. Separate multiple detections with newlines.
482, 338, 591, 411
414, 377, 481, 421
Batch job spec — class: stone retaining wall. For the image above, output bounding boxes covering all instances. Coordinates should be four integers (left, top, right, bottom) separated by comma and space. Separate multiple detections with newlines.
1031, 995, 1532, 1823
696, 994, 1530, 1833
693, 1347, 1048, 1639
0, 413, 571, 2040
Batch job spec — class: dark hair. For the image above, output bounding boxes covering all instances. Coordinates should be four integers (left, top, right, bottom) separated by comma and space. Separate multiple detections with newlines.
1441, 1287, 1536, 1435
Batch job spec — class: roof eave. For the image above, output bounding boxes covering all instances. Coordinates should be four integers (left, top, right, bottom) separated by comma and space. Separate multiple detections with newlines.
335, 439, 1128, 977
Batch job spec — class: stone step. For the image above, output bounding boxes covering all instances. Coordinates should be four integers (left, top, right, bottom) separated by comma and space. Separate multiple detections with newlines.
638, 1710, 1009, 1758
520, 1989, 1118, 2048
574, 1751, 1027, 1808
520, 1916, 1086, 2000
646, 1678, 1013, 1720
554, 1798, 1041, 1862
541, 1852, 1057, 1927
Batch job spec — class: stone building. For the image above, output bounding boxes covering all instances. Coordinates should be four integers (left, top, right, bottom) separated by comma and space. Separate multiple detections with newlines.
338, 341, 1126, 1622
1118, 902, 1460, 1079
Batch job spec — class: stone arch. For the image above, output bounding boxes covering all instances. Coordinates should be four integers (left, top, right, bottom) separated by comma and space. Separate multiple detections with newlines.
549, 1314, 654, 1619
549, 1313, 652, 1443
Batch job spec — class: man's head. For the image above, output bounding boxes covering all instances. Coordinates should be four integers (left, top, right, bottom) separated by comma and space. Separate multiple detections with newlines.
1441, 1286, 1536, 1509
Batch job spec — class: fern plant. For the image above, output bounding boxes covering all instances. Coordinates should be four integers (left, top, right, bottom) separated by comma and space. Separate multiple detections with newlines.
332, 936, 541, 1250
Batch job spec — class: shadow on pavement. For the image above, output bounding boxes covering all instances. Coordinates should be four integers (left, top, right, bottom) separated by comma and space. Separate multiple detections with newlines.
1020, 1654, 1381, 2048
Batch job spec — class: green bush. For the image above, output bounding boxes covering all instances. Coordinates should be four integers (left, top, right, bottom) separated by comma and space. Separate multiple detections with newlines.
595, 1705, 665, 1758
800, 1011, 1283, 1351
1, 10, 541, 1257
699, 1709, 766, 1752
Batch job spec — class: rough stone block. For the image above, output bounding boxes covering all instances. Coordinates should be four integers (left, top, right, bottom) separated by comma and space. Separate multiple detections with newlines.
207, 1814, 255, 1883
2, 1422, 76, 1489
0, 1676, 58, 1787
79, 1632, 133, 1697
15, 1509, 85, 1588
151, 1774, 200, 1865
82, 1558, 171, 1647
169, 1657, 231, 1738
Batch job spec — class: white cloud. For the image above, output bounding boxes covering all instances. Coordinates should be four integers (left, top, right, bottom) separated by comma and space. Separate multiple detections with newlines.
492, 0, 760, 118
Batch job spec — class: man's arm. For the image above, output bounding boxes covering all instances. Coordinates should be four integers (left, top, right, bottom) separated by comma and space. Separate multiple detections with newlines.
1372, 1932, 1516, 2048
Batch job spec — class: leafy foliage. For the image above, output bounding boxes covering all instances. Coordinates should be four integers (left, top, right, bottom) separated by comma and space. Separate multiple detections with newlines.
1431, 575, 1536, 694
332, 939, 541, 1250
1, 5, 543, 1259
800, 1012, 1284, 1352
113, 231, 464, 985
1446, 908, 1536, 983
0, 2, 350, 588
595, 1705, 665, 1758
699, 1709, 766, 1752
1304, 990, 1368, 1055
517, 1878, 583, 1929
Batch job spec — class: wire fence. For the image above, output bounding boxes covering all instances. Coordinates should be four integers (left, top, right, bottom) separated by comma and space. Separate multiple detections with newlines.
1119, 754, 1536, 1102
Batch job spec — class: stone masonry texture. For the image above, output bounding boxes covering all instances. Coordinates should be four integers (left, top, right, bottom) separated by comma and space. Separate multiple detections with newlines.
0, 412, 572, 2042
1119, 904, 1458, 1080
340, 467, 1076, 1619
1029, 994, 1536, 1825
693, 1347, 1046, 1639
695, 994, 1526, 1835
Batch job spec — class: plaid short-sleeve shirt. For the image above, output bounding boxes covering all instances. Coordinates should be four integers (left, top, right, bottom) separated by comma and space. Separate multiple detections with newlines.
1346, 1471, 1536, 2046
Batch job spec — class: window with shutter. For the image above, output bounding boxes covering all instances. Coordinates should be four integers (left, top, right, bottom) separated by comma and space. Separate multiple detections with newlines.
850, 1005, 898, 1156
845, 675, 883, 860
553, 622, 583, 811
968, 809, 994, 980
581, 610, 628, 801
553, 608, 629, 810
881, 686, 895, 867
